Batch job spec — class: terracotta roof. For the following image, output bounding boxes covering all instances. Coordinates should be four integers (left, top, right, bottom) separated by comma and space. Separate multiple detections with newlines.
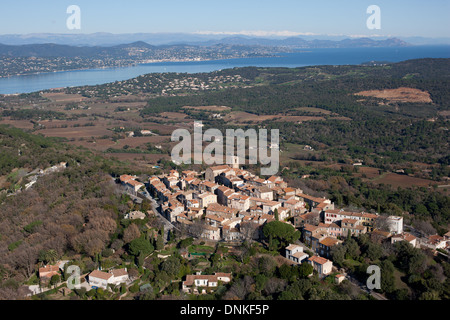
293, 252, 308, 259
206, 203, 239, 215
286, 244, 302, 251
89, 270, 113, 281
303, 224, 318, 232
297, 193, 324, 203
111, 268, 128, 277
209, 165, 231, 172
316, 202, 328, 209
393, 232, 416, 242
319, 237, 340, 247
202, 181, 218, 188
205, 214, 225, 222
428, 235, 444, 244
183, 273, 231, 286
308, 256, 330, 265
39, 264, 60, 277
342, 218, 358, 225
120, 174, 134, 183
127, 180, 144, 188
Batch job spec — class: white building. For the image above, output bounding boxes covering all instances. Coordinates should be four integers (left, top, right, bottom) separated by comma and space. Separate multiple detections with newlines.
88, 268, 129, 289
182, 273, 231, 294
387, 216, 403, 234
285, 244, 309, 264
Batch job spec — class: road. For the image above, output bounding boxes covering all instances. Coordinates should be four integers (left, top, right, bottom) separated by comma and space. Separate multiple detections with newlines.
346, 272, 388, 300
141, 189, 177, 244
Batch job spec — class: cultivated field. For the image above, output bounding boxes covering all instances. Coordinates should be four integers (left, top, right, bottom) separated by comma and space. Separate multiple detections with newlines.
355, 87, 433, 104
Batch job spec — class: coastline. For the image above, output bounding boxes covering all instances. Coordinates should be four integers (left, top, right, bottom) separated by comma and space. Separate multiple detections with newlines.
0, 54, 280, 80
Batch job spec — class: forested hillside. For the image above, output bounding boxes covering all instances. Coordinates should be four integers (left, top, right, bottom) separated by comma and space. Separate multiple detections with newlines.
0, 126, 150, 299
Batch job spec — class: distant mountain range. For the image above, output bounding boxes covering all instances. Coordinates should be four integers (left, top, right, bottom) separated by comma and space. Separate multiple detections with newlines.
0, 37, 411, 58
197, 36, 409, 48
0, 32, 449, 47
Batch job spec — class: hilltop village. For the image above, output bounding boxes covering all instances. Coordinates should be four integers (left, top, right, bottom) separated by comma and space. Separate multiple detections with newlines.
121, 162, 449, 282
25, 160, 449, 300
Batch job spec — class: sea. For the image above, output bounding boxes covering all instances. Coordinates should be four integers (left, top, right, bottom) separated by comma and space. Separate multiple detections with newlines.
0, 46, 449, 94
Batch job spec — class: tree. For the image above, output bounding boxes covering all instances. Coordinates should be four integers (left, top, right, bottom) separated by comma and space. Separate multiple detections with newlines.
344, 238, 361, 260
38, 249, 59, 265
160, 256, 181, 277
278, 264, 293, 280
379, 260, 396, 294
258, 256, 277, 277
297, 262, 313, 278
262, 221, 301, 250
128, 237, 154, 256
240, 222, 260, 242
155, 235, 164, 251
48, 274, 60, 288
364, 242, 383, 262
178, 237, 194, 249
330, 244, 346, 267
123, 224, 141, 244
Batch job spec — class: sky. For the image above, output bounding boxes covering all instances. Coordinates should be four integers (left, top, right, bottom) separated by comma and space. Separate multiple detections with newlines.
0, 0, 449, 38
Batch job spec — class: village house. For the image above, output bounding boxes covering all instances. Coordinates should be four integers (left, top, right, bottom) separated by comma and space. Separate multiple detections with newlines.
254, 186, 274, 201
341, 218, 367, 237
387, 216, 404, 235
125, 179, 145, 194
186, 198, 200, 208
162, 175, 179, 189
200, 225, 221, 241
324, 209, 379, 233
316, 237, 342, 258
265, 176, 287, 189
215, 185, 235, 206
282, 198, 306, 215
182, 170, 197, 178
222, 225, 244, 242
124, 210, 146, 220
200, 180, 220, 193
228, 193, 251, 211
196, 192, 218, 209
294, 211, 320, 228
206, 203, 239, 218
391, 232, 418, 248
88, 268, 129, 289
182, 273, 232, 294
444, 231, 450, 241
205, 214, 228, 228
38, 264, 61, 282
276, 207, 291, 221
285, 244, 309, 264
308, 256, 333, 277
421, 235, 448, 250
335, 274, 346, 284
169, 169, 180, 178
262, 200, 282, 215
297, 193, 331, 210
205, 165, 234, 182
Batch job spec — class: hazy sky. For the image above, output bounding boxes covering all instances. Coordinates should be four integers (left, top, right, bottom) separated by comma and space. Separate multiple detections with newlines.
1, 0, 449, 38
